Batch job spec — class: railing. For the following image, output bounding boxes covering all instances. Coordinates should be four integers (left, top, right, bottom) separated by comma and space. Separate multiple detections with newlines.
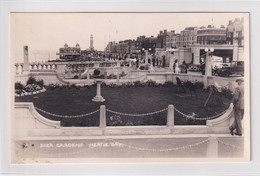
15, 60, 131, 75
34, 104, 232, 128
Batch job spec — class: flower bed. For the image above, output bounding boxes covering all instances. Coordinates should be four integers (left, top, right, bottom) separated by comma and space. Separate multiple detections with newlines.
15, 77, 46, 97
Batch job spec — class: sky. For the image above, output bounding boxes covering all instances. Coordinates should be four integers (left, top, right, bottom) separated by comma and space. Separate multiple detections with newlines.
11, 13, 247, 63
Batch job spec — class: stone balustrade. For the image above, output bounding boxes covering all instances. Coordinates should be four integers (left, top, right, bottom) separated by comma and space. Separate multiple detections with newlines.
15, 63, 58, 75
14, 60, 130, 75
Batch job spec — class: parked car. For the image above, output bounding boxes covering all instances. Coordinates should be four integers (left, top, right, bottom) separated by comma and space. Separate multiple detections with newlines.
212, 61, 244, 77
188, 64, 202, 72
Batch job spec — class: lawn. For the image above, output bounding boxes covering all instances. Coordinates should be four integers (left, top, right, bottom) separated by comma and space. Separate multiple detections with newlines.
15, 86, 231, 127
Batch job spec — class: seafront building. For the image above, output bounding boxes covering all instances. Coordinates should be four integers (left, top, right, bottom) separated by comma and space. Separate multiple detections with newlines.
104, 18, 244, 67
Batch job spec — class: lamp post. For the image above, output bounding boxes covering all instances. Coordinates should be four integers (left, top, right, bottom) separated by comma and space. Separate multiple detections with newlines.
204, 47, 214, 87
167, 48, 176, 71
141, 47, 152, 64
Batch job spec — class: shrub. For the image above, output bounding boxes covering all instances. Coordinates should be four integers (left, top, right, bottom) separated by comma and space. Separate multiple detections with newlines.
145, 80, 157, 87
93, 69, 103, 78
107, 74, 117, 79
36, 79, 44, 87
107, 115, 123, 126
91, 82, 97, 87
162, 81, 175, 87
15, 89, 23, 95
15, 82, 24, 90
139, 66, 145, 70
221, 87, 233, 99
119, 72, 127, 78
183, 81, 193, 89
101, 82, 107, 87
126, 82, 133, 88
107, 83, 117, 88
133, 81, 143, 87
26, 77, 37, 85
83, 85, 90, 89
194, 81, 204, 89
121, 83, 127, 88
93, 69, 100, 75
48, 83, 59, 90
73, 75, 79, 79
70, 84, 77, 89
25, 84, 37, 92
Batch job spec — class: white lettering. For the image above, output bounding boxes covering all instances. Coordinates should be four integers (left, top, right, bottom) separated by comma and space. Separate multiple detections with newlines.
40, 143, 53, 148
55, 143, 83, 148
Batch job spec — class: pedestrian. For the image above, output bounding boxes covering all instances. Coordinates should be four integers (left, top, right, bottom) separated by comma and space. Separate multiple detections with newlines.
175, 60, 179, 74
182, 61, 188, 73
173, 60, 176, 73
229, 78, 244, 136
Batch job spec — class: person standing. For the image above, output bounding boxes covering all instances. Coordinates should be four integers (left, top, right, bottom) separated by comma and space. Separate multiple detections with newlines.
229, 78, 244, 136
173, 59, 177, 73
175, 60, 179, 74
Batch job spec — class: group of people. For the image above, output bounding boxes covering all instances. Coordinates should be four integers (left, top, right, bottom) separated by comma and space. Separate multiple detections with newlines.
173, 60, 188, 74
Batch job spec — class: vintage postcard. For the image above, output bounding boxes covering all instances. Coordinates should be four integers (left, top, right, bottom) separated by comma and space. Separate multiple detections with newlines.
10, 13, 250, 164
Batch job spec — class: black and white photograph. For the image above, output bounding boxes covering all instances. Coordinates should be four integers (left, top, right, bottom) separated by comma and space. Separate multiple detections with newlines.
10, 12, 250, 164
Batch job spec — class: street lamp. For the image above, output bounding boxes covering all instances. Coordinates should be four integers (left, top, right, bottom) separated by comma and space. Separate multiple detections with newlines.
204, 47, 214, 76
141, 47, 152, 64
204, 47, 214, 87
167, 48, 176, 71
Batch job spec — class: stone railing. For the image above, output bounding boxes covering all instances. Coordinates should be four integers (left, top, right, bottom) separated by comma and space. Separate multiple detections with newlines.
15, 60, 131, 75
13, 102, 234, 137
15, 63, 57, 75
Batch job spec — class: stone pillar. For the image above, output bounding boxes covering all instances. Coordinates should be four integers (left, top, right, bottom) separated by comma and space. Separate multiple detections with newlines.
23, 46, 29, 72
68, 68, 72, 77
169, 53, 174, 71
116, 73, 120, 85
204, 76, 208, 88
205, 52, 212, 77
15, 65, 19, 75
204, 52, 212, 88
193, 48, 200, 65
233, 44, 239, 61
167, 105, 174, 127
87, 72, 90, 85
79, 71, 82, 79
117, 61, 121, 67
19, 65, 22, 74
95, 63, 100, 68
99, 105, 106, 129
92, 80, 105, 102
207, 136, 218, 158
145, 50, 149, 64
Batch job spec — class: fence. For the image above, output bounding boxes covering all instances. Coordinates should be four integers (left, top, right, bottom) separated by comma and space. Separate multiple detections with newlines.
14, 102, 234, 137
13, 102, 242, 161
